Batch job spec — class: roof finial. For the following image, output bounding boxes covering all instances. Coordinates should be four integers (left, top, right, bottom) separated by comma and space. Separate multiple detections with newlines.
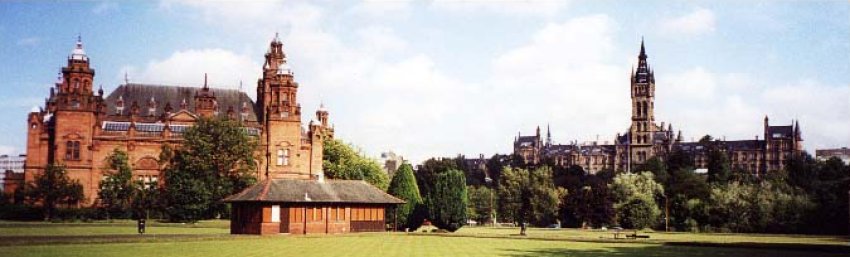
274, 32, 280, 43
238, 80, 243, 92
203, 73, 208, 89
124, 71, 129, 84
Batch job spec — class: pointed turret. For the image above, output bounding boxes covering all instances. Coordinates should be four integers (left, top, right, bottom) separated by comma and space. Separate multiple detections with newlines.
794, 120, 802, 140
639, 37, 647, 60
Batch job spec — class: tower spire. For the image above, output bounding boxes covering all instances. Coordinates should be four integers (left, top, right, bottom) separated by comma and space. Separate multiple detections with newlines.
639, 36, 646, 59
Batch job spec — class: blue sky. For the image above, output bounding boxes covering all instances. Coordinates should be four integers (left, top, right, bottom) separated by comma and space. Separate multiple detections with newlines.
0, 1, 848, 163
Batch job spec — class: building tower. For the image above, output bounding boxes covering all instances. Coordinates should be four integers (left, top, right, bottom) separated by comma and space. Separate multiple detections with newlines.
629, 39, 656, 165
256, 34, 332, 181
25, 36, 105, 202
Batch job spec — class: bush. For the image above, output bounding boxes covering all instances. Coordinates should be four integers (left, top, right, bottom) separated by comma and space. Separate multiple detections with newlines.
0, 204, 43, 221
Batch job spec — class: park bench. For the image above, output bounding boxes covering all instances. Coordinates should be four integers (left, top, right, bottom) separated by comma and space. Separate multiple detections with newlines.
613, 230, 650, 239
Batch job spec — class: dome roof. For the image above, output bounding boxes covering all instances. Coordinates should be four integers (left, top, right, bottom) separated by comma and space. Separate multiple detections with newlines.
70, 36, 88, 61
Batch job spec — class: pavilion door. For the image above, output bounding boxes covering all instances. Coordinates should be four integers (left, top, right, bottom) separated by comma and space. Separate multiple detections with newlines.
279, 207, 290, 233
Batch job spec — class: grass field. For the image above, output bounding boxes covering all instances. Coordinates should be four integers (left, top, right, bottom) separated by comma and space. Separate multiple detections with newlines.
0, 221, 847, 257
454, 226, 848, 246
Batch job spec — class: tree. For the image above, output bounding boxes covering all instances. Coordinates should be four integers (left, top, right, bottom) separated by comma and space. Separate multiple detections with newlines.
161, 118, 258, 222
99, 149, 135, 219
131, 179, 160, 220
386, 163, 425, 231
640, 157, 668, 185
498, 166, 564, 234
415, 157, 460, 198
610, 172, 664, 229
526, 166, 564, 227
706, 147, 732, 184
323, 138, 389, 190
466, 186, 495, 225
428, 170, 468, 232
563, 174, 614, 228
25, 164, 84, 220
708, 181, 814, 233
618, 196, 660, 229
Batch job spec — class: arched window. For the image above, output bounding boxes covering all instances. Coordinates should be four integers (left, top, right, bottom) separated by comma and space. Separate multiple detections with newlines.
635, 102, 641, 116
65, 141, 80, 160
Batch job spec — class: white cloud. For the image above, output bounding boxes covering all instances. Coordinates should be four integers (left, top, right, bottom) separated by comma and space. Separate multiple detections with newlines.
430, 0, 570, 17
92, 1, 119, 14
657, 67, 850, 151
660, 8, 716, 36
120, 49, 260, 99
486, 15, 629, 146
16, 37, 40, 46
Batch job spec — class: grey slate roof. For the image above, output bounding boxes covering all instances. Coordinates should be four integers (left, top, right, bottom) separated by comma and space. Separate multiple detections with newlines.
224, 179, 404, 204
104, 83, 259, 122
725, 140, 763, 151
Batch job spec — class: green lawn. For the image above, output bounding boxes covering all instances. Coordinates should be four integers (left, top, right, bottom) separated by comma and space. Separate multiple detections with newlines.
455, 226, 848, 246
0, 221, 847, 257
1, 233, 846, 257
0, 220, 229, 236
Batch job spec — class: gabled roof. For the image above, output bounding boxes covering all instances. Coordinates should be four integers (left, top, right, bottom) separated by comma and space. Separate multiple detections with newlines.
767, 125, 794, 138
104, 83, 259, 122
223, 179, 404, 204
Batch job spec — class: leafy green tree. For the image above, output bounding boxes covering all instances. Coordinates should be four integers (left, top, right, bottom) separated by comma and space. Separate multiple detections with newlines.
527, 166, 564, 226
415, 157, 460, 198
99, 149, 135, 219
618, 195, 660, 229
708, 181, 814, 233
323, 139, 389, 190
428, 170, 468, 232
706, 148, 732, 184
640, 157, 669, 185
497, 167, 526, 225
161, 118, 258, 222
498, 166, 564, 233
25, 164, 84, 220
466, 185, 495, 225
386, 163, 425, 231
610, 172, 664, 229
131, 179, 160, 220
563, 175, 614, 228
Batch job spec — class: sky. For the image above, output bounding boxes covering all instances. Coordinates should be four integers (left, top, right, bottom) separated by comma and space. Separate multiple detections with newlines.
0, 1, 848, 164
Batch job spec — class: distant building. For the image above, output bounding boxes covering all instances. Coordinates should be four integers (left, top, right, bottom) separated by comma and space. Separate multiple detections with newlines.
816, 147, 850, 164
514, 40, 803, 176
0, 154, 25, 192
380, 151, 405, 178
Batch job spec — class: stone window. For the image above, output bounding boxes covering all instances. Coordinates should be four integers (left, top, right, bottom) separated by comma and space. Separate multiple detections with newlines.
276, 149, 289, 166
65, 141, 81, 160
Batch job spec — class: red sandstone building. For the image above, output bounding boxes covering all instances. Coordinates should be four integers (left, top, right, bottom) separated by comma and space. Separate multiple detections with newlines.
5, 36, 401, 234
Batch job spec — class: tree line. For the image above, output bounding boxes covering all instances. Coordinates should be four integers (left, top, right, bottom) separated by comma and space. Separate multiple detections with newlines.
386, 138, 850, 235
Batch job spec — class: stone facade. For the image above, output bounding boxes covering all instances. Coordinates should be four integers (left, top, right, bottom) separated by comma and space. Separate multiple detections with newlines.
514, 40, 803, 176
4, 36, 334, 205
